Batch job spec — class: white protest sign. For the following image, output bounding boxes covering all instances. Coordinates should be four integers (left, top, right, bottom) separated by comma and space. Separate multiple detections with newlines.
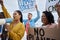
45, 0, 59, 12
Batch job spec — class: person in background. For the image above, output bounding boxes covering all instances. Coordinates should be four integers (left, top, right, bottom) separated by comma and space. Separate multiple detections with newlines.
0, 12, 7, 40
0, 0, 25, 40
23, 5, 40, 33
0, 0, 40, 33
0, 0, 11, 18
41, 2, 60, 28
0, 0, 13, 23
41, 11, 56, 28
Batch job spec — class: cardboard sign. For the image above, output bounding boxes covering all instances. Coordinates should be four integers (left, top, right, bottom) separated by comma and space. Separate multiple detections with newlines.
27, 27, 60, 40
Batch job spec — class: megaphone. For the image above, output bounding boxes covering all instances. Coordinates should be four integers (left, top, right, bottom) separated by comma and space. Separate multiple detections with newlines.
0, 18, 13, 25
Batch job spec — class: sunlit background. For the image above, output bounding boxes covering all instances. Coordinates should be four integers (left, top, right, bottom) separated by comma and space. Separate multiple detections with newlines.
0, 0, 59, 40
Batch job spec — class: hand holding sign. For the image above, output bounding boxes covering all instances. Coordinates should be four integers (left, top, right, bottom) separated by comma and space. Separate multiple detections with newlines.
35, 5, 38, 10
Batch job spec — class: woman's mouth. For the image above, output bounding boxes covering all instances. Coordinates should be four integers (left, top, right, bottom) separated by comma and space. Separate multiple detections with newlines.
13, 17, 15, 19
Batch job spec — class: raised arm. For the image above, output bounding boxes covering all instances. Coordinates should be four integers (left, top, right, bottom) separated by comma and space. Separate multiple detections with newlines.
34, 5, 40, 23
0, 0, 11, 18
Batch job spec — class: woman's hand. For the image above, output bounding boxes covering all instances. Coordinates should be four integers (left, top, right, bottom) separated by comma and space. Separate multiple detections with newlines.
0, 0, 3, 6
5, 24, 11, 32
35, 5, 38, 10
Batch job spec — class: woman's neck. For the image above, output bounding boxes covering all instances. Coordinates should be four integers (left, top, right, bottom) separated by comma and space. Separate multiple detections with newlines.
42, 24, 47, 26
42, 23, 49, 26
14, 20, 20, 23
42, 23, 51, 26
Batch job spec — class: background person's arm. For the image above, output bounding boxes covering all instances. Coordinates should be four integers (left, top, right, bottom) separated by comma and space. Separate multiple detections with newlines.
34, 5, 40, 23
1, 5, 11, 18
0, 0, 11, 18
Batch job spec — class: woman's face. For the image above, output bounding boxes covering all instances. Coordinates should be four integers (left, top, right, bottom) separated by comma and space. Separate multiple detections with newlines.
41, 13, 48, 24
13, 11, 21, 21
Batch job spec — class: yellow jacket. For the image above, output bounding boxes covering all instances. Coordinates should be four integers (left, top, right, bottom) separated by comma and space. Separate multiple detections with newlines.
2, 5, 25, 40
8, 22, 25, 40
2, 5, 11, 18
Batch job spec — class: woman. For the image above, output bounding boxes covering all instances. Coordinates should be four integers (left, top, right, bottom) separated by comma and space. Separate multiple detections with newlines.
0, 0, 25, 40
5, 10, 25, 40
41, 2, 60, 28
41, 11, 58, 28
